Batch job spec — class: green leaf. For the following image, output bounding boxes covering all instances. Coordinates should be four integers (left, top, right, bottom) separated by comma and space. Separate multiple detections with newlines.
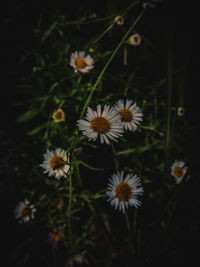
115, 148, 136, 156
49, 82, 59, 93
27, 124, 46, 136
42, 21, 57, 42
17, 109, 41, 122
78, 160, 104, 171
115, 145, 153, 156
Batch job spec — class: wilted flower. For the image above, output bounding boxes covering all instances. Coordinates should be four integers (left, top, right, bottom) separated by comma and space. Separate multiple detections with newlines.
106, 171, 144, 213
14, 199, 36, 223
52, 108, 65, 122
46, 225, 67, 249
177, 107, 185, 117
114, 15, 124, 25
46, 228, 62, 249
70, 51, 94, 73
77, 104, 124, 145
40, 148, 70, 179
127, 33, 142, 46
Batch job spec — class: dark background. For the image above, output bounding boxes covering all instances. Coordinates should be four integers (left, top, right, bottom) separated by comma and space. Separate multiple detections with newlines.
1, 0, 199, 266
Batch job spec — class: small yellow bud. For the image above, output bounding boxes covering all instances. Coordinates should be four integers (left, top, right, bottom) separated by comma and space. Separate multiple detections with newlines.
127, 33, 142, 46
114, 16, 124, 25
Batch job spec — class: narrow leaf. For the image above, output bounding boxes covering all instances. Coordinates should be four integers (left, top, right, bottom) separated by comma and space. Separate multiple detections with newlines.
42, 21, 57, 42
27, 124, 46, 136
17, 109, 41, 122
78, 160, 104, 171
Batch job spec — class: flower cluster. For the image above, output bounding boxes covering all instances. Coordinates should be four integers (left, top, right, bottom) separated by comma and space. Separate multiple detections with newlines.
13, 4, 193, 266
77, 99, 143, 145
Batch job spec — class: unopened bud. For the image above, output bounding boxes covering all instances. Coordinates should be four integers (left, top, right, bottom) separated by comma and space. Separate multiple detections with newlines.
177, 107, 185, 116
114, 16, 124, 25
127, 33, 142, 46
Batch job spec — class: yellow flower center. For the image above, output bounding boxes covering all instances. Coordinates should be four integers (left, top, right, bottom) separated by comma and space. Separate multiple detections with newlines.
120, 109, 133, 122
50, 156, 65, 170
173, 166, 184, 178
52, 233, 61, 242
21, 206, 29, 216
53, 110, 65, 122
75, 58, 86, 69
90, 117, 110, 134
115, 182, 132, 201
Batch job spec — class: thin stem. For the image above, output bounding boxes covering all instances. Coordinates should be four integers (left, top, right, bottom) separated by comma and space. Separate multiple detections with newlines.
165, 33, 173, 162
80, 9, 145, 119
67, 166, 73, 251
133, 209, 138, 237
125, 212, 135, 254
111, 142, 119, 171
92, 23, 114, 45
112, 142, 134, 254
150, 183, 183, 226
64, 1, 139, 25
161, 32, 173, 191
52, 247, 56, 267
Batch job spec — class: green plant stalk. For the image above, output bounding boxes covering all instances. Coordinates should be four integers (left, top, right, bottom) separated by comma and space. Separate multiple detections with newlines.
150, 182, 183, 226
112, 142, 134, 254
80, 9, 145, 119
65, 1, 139, 25
93, 23, 114, 44
67, 166, 73, 251
165, 35, 173, 162
125, 212, 134, 254
111, 142, 119, 171
66, 8, 145, 252
66, 135, 81, 252
52, 247, 56, 267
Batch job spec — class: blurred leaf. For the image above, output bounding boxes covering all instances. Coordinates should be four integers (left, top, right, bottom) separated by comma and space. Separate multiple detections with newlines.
115, 146, 151, 155
115, 148, 136, 156
17, 109, 41, 122
42, 21, 57, 42
78, 160, 104, 171
27, 124, 47, 136
49, 82, 59, 93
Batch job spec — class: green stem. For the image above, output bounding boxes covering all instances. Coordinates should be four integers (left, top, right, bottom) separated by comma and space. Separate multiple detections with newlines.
150, 183, 182, 226
165, 33, 173, 162
52, 247, 56, 267
80, 9, 145, 119
111, 142, 119, 171
65, 1, 139, 25
112, 142, 134, 254
93, 23, 114, 45
125, 213, 134, 254
67, 167, 73, 251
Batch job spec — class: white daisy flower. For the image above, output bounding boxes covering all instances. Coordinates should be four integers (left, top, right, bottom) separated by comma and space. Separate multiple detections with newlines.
106, 171, 144, 213
70, 51, 94, 73
40, 148, 70, 179
114, 99, 143, 132
14, 199, 36, 223
171, 160, 187, 184
77, 104, 124, 145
